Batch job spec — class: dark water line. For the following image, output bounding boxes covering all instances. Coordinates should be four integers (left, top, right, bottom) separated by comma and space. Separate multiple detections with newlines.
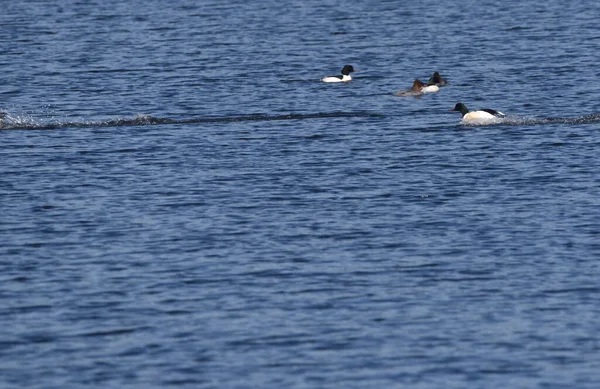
0, 111, 383, 131
529, 114, 600, 125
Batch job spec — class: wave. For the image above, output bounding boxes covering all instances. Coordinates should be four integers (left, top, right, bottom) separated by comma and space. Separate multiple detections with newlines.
0, 111, 381, 130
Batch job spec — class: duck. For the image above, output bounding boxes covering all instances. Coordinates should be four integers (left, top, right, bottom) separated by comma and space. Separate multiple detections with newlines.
428, 71, 448, 86
321, 65, 355, 83
394, 79, 439, 96
0, 112, 6, 128
451, 102, 505, 124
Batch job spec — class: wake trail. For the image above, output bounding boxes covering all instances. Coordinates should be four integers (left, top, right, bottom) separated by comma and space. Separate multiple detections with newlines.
3, 111, 600, 131
0, 111, 382, 131
461, 114, 600, 127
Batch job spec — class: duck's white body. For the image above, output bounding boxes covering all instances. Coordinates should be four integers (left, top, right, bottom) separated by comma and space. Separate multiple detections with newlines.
321, 74, 352, 83
461, 110, 504, 124
321, 65, 355, 83
420, 84, 439, 93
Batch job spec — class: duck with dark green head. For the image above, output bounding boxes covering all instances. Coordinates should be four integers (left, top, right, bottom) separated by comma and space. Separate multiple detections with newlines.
451, 102, 505, 124
321, 65, 356, 83
428, 71, 448, 86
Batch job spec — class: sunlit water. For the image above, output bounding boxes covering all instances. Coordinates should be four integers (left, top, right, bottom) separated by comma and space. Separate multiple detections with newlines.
2, 0, 600, 388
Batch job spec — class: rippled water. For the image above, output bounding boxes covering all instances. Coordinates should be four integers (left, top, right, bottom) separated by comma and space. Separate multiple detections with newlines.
2, 0, 600, 388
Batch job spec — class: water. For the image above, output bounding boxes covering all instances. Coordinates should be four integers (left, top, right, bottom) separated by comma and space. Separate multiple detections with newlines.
2, 0, 600, 388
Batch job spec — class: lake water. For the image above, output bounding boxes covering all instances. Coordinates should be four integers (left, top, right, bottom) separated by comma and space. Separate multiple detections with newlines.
2, 0, 600, 388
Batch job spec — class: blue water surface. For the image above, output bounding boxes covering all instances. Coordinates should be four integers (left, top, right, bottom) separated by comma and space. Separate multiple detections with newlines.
2, 0, 600, 388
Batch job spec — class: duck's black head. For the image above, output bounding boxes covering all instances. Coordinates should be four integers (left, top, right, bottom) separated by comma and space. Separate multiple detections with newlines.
0, 112, 7, 120
428, 71, 447, 85
451, 103, 469, 117
341, 65, 355, 75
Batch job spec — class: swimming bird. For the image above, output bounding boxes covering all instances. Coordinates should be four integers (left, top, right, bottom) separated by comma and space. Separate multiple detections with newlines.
451, 102, 505, 124
0, 112, 6, 128
394, 79, 439, 96
321, 65, 355, 83
428, 71, 448, 86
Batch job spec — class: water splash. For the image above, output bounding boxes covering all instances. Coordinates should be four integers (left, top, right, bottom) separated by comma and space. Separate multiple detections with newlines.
0, 112, 39, 129
461, 114, 600, 127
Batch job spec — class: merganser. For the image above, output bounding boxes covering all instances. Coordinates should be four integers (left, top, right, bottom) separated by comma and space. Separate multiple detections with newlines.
321, 65, 355, 83
451, 102, 505, 124
394, 79, 439, 96
428, 72, 448, 86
